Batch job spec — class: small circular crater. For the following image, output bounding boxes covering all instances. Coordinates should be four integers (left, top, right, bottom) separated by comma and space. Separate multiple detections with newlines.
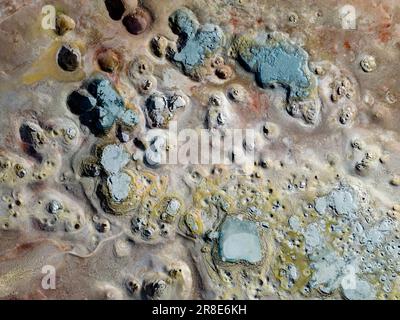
57, 44, 81, 72
105, 0, 126, 21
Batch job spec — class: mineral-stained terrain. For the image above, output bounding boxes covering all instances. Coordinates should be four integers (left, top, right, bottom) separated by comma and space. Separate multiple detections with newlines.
1, 0, 400, 300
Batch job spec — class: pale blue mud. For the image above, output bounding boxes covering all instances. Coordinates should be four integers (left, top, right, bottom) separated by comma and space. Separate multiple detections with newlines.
100, 144, 130, 175
107, 172, 131, 202
67, 75, 139, 135
169, 8, 224, 75
235, 34, 315, 100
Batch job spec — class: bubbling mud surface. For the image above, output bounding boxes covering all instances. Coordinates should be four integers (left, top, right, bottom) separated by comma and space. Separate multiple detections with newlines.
1, 0, 400, 300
